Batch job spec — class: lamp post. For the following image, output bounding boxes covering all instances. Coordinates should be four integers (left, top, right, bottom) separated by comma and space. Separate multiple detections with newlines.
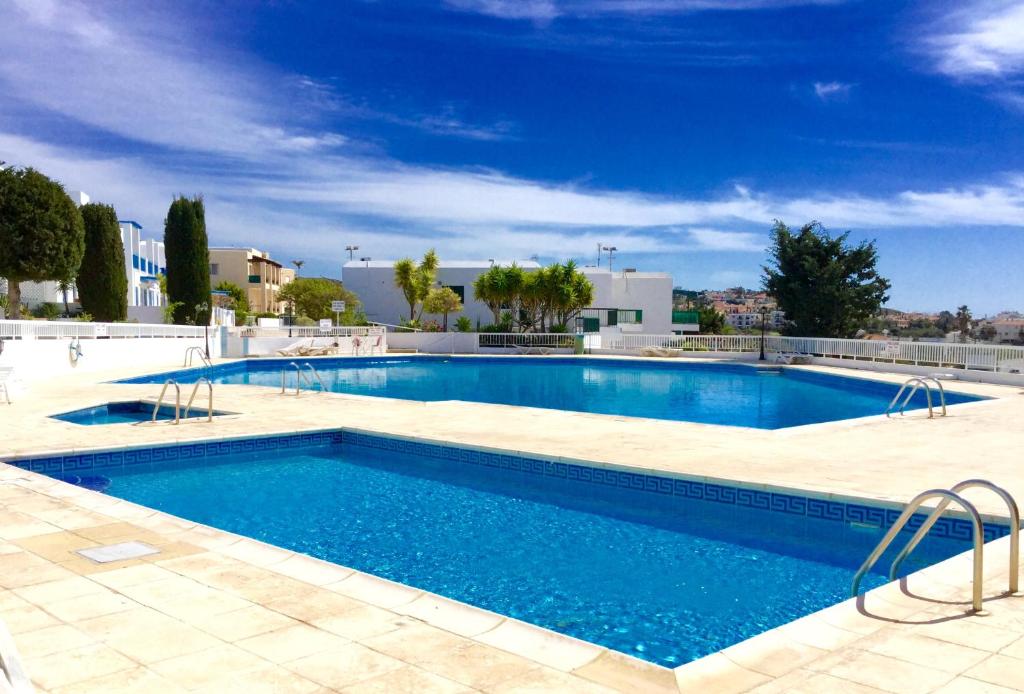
345, 245, 359, 261
602, 245, 617, 271
759, 306, 769, 361
195, 302, 211, 360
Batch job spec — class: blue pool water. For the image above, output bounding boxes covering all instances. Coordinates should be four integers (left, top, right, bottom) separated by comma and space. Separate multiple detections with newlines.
120, 357, 983, 429
52, 401, 224, 425
95, 438, 983, 666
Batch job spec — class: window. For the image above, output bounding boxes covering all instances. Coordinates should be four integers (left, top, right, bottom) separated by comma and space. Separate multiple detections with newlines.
210, 263, 219, 275
444, 285, 465, 303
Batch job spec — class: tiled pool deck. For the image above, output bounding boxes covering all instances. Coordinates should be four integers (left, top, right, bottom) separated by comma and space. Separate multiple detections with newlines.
2, 355, 1024, 693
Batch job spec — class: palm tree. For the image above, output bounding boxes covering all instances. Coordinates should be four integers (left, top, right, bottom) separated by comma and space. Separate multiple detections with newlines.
57, 278, 73, 317
955, 305, 972, 343
291, 260, 305, 277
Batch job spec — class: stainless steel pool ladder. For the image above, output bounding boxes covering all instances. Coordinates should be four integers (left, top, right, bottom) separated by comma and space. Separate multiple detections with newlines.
302, 362, 326, 392
184, 377, 214, 422
280, 362, 325, 395
153, 379, 181, 424
184, 346, 212, 368
851, 480, 1021, 613
885, 376, 946, 418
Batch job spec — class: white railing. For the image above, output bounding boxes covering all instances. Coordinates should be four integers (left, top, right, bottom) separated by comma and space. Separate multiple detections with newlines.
0, 319, 206, 340
606, 334, 763, 352
231, 325, 385, 338
604, 334, 1024, 373
478, 333, 577, 350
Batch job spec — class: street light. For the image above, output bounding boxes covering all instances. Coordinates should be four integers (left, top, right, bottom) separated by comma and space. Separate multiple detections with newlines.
345, 245, 360, 260
759, 306, 770, 361
602, 246, 617, 271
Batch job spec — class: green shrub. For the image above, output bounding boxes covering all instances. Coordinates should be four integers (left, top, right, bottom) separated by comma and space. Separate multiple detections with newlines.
455, 315, 473, 332
34, 302, 61, 320
294, 315, 315, 326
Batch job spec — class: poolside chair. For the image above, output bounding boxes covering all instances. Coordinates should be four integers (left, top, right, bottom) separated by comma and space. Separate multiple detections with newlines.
366, 335, 383, 355
276, 339, 314, 357
513, 344, 551, 355
0, 367, 14, 404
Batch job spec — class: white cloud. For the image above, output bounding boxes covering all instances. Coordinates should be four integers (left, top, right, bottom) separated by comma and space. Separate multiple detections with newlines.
709, 269, 757, 286
813, 81, 852, 101
444, 0, 841, 21
687, 228, 765, 252
925, 1, 1024, 78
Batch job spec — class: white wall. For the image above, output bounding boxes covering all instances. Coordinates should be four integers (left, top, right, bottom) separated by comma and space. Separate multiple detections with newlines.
0, 333, 220, 385
223, 334, 385, 357
581, 269, 673, 334
343, 262, 537, 328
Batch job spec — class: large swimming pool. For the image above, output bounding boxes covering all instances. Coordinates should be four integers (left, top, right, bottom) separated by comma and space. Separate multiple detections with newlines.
121, 357, 982, 429
19, 432, 999, 667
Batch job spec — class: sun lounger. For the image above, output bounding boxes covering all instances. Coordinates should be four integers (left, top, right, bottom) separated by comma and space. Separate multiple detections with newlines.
514, 345, 551, 355
0, 367, 13, 404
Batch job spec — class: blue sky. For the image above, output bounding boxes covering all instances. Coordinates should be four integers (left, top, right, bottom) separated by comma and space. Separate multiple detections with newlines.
1, 0, 1022, 313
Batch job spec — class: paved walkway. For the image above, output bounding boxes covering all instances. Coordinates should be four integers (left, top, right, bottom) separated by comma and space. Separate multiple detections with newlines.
2, 356, 1023, 692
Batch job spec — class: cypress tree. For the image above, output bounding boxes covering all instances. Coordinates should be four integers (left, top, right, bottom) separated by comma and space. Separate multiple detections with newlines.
163, 196, 211, 325
77, 203, 127, 322
0, 165, 85, 319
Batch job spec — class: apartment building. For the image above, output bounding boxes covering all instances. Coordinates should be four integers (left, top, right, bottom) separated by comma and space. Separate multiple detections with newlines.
209, 248, 294, 314
725, 311, 787, 331
119, 220, 166, 309
342, 260, 676, 334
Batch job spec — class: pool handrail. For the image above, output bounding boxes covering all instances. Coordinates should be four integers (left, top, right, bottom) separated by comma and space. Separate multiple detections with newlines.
851, 488, 984, 613
152, 379, 181, 424
889, 479, 1019, 594
885, 376, 946, 418
184, 377, 214, 422
302, 362, 326, 392
281, 362, 303, 395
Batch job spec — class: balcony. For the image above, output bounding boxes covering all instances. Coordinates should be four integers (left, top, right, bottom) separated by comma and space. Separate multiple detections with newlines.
577, 308, 643, 332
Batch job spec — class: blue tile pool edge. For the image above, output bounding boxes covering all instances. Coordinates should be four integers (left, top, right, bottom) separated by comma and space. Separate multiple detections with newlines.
1, 427, 1010, 543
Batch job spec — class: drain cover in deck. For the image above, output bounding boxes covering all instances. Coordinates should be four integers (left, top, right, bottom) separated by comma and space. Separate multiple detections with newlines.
76, 541, 160, 563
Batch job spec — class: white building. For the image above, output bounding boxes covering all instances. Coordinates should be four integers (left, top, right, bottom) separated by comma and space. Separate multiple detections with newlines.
119, 220, 166, 309
725, 310, 787, 331
342, 260, 676, 334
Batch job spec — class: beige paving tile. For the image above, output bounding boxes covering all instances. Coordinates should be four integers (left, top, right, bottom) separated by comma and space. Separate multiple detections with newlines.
190, 663, 330, 694
1000, 635, 1024, 660
189, 604, 301, 642
672, 652, 773, 694
76, 606, 225, 663
964, 654, 1024, 691
339, 664, 473, 694
772, 672, 889, 693
265, 587, 364, 624
474, 618, 604, 671
311, 602, 410, 641
720, 628, 829, 678
360, 622, 471, 664
912, 617, 1022, 652
42, 589, 138, 622
326, 571, 423, 609
933, 677, 1024, 693
397, 593, 505, 638
574, 650, 680, 694
237, 623, 351, 663
26, 642, 137, 691
414, 642, 542, 691
148, 644, 271, 689
49, 666, 189, 694
808, 648, 956, 693
12, 575, 108, 606
487, 666, 621, 693
1, 599, 61, 634
862, 630, 992, 674
13, 623, 94, 659
271, 554, 355, 586
283, 642, 406, 689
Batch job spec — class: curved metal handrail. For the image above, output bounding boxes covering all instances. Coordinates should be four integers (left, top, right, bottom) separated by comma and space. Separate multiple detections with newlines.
302, 362, 326, 392
280, 362, 302, 395
851, 489, 984, 612
184, 377, 214, 422
184, 346, 211, 368
919, 376, 947, 417
886, 377, 936, 418
152, 379, 181, 424
890, 479, 1019, 594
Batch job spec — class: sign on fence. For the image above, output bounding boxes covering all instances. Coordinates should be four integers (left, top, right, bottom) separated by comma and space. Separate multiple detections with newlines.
319, 319, 332, 329
330, 301, 346, 312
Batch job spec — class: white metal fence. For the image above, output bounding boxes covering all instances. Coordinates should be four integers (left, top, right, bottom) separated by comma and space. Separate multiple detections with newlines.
478, 333, 577, 350
0, 319, 207, 340
230, 326, 385, 338
603, 334, 1024, 373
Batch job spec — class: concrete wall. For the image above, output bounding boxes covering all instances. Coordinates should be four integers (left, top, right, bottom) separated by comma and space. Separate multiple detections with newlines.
0, 333, 220, 389
581, 269, 674, 334
223, 334, 385, 357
